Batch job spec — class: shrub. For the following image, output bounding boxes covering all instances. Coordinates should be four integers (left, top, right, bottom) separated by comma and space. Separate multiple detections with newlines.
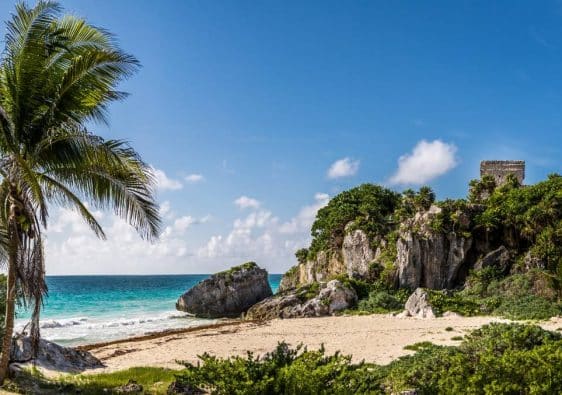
308, 184, 401, 259
494, 295, 562, 320
357, 290, 403, 313
174, 342, 385, 395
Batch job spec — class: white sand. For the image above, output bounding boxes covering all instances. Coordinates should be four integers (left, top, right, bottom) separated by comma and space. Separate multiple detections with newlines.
86, 314, 562, 373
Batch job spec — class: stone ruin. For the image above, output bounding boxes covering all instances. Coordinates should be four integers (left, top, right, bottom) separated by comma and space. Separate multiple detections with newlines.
480, 160, 525, 186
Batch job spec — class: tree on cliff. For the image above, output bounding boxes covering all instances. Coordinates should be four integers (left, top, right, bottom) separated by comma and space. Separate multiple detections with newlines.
0, 1, 161, 382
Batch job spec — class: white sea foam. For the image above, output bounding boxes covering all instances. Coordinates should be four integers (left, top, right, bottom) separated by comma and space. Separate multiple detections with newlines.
15, 311, 215, 346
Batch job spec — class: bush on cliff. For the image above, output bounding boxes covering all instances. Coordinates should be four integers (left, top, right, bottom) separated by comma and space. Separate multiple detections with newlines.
308, 184, 401, 259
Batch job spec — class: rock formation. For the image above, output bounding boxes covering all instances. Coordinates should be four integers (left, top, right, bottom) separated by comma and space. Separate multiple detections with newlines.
10, 335, 103, 373
245, 280, 357, 320
343, 228, 374, 279
176, 262, 272, 318
473, 246, 510, 272
402, 288, 436, 319
279, 228, 374, 292
396, 205, 473, 289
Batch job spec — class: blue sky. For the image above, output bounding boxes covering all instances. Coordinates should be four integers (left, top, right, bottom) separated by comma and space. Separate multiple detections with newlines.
2, 1, 562, 274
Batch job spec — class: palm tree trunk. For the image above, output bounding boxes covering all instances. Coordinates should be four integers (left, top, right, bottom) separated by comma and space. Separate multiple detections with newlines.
0, 205, 19, 383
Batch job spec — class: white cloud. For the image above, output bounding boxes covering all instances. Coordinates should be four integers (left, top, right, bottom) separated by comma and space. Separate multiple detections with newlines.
198, 193, 329, 267
327, 157, 360, 179
185, 174, 204, 183
45, 190, 327, 274
152, 167, 183, 191
45, 205, 210, 274
389, 139, 458, 185
234, 196, 261, 210
278, 193, 330, 234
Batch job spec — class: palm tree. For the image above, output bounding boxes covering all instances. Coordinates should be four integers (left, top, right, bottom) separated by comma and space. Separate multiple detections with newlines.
0, 1, 161, 381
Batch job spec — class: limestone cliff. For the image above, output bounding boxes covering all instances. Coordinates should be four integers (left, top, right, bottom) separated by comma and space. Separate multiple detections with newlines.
396, 205, 473, 289
279, 170, 562, 304
280, 204, 486, 292
279, 229, 373, 292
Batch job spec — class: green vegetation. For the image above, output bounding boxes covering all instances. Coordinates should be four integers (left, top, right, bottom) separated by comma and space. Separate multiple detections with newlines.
427, 268, 562, 320
5, 325, 562, 394
0, 1, 161, 381
308, 184, 401, 259
219, 261, 258, 276
291, 172, 562, 321
5, 367, 176, 394
166, 323, 562, 394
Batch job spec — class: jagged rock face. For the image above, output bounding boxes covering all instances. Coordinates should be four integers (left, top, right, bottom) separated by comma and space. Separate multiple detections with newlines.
245, 280, 357, 320
279, 270, 299, 291
343, 229, 374, 279
279, 251, 345, 292
397, 205, 472, 289
522, 251, 546, 271
404, 288, 436, 318
474, 246, 511, 272
279, 229, 374, 291
10, 335, 103, 372
176, 263, 272, 318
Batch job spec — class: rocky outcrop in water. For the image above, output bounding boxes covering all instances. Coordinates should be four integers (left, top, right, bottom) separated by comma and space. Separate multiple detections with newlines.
245, 280, 357, 320
10, 335, 103, 373
176, 262, 272, 318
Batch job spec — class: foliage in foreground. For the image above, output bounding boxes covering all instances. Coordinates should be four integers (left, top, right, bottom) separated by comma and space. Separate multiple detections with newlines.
5, 367, 176, 394
171, 323, 562, 395
5, 324, 562, 394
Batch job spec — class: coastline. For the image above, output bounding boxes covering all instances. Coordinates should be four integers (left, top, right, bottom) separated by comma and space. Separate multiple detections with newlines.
80, 314, 562, 374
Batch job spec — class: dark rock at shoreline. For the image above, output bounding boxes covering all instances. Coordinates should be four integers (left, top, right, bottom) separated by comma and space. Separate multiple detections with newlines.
10, 334, 103, 373
245, 279, 357, 320
176, 262, 272, 318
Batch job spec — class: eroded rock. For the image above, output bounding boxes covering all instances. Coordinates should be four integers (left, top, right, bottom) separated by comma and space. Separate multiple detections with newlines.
10, 335, 103, 373
474, 246, 511, 272
245, 280, 357, 320
396, 205, 472, 289
176, 262, 272, 318
404, 288, 435, 319
343, 228, 374, 279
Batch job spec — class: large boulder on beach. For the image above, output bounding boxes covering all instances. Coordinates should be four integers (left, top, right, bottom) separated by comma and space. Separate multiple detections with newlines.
176, 262, 272, 318
402, 288, 436, 319
10, 335, 103, 373
245, 279, 357, 320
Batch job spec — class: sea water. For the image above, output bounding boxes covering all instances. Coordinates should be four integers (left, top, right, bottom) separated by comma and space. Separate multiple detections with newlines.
15, 274, 282, 346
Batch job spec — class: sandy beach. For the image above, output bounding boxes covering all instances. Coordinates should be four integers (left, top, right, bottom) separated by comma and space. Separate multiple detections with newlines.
83, 314, 562, 373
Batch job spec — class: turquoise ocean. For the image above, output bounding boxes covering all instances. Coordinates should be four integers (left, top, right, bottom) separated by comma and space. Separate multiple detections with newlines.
15, 274, 282, 347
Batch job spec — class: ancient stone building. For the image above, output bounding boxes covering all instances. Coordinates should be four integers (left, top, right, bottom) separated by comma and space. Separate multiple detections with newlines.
480, 160, 525, 185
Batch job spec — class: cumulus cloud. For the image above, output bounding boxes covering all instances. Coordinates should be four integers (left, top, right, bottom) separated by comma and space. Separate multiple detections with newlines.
152, 167, 183, 191
389, 140, 458, 185
327, 158, 360, 179
46, 205, 210, 274
45, 191, 329, 274
234, 196, 261, 209
185, 174, 204, 183
199, 193, 329, 265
